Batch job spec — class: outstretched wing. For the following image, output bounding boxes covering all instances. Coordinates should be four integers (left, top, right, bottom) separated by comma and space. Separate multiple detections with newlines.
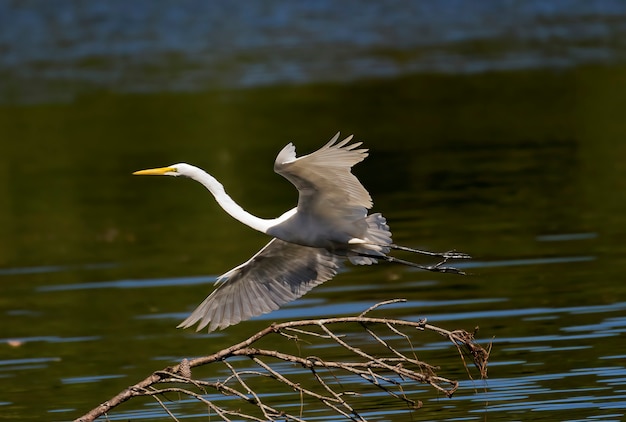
274, 133, 372, 222
177, 238, 341, 332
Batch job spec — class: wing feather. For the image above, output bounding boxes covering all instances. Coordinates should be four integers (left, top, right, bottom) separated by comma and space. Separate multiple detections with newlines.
274, 133, 373, 219
177, 238, 341, 332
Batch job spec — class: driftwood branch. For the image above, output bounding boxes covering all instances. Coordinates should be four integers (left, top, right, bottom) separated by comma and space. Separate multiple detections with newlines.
74, 299, 489, 421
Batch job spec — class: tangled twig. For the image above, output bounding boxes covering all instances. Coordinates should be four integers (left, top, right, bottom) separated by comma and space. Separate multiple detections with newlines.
74, 299, 489, 421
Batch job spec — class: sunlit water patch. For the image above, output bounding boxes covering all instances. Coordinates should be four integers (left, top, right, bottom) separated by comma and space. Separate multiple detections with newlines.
0, 262, 116, 276
38, 274, 215, 292
2, 2, 626, 103
62, 374, 126, 385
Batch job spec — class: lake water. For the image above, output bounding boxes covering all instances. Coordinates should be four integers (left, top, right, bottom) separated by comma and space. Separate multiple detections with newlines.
1, 2, 626, 421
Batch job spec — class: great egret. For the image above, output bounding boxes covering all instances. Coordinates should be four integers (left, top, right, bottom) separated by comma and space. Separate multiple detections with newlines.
134, 133, 469, 332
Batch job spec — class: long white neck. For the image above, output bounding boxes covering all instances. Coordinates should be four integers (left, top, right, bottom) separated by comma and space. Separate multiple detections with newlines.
184, 165, 275, 234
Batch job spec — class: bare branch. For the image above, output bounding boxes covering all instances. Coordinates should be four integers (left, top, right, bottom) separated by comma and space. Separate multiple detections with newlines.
74, 300, 488, 422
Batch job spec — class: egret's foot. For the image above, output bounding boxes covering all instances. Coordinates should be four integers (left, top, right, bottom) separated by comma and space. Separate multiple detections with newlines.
425, 264, 467, 275
424, 258, 467, 275
441, 250, 472, 260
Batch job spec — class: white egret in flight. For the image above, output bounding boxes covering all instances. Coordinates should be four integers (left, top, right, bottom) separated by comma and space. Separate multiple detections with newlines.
134, 133, 469, 332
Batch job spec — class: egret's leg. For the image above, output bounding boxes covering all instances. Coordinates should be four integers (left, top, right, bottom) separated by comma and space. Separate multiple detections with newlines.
357, 253, 467, 275
389, 244, 471, 260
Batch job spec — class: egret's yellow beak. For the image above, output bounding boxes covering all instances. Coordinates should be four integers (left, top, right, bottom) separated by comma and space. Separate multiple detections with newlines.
132, 167, 176, 176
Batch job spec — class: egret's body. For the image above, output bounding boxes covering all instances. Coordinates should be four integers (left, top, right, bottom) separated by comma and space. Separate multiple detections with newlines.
134, 133, 467, 332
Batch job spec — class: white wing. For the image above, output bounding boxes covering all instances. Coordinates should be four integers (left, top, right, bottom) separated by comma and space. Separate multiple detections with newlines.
274, 133, 372, 223
177, 238, 340, 332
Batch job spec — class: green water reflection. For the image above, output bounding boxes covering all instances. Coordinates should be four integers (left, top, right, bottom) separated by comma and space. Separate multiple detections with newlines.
1, 65, 626, 420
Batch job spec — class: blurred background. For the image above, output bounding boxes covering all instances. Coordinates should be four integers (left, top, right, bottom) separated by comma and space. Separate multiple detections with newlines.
1, 1, 626, 420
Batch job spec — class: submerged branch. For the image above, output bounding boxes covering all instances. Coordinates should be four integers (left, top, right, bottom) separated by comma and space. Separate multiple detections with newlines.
74, 300, 489, 422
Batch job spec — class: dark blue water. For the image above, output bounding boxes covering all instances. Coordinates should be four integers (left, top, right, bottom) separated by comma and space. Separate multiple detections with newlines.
1, 0, 626, 103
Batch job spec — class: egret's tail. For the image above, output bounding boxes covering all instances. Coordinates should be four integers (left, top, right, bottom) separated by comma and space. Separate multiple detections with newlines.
348, 213, 391, 265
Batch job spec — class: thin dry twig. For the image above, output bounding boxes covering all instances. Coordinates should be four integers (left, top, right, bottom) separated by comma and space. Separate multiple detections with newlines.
358, 298, 407, 317
74, 300, 489, 422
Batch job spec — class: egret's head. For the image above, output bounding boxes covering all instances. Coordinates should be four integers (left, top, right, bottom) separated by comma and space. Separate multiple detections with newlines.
133, 163, 194, 178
